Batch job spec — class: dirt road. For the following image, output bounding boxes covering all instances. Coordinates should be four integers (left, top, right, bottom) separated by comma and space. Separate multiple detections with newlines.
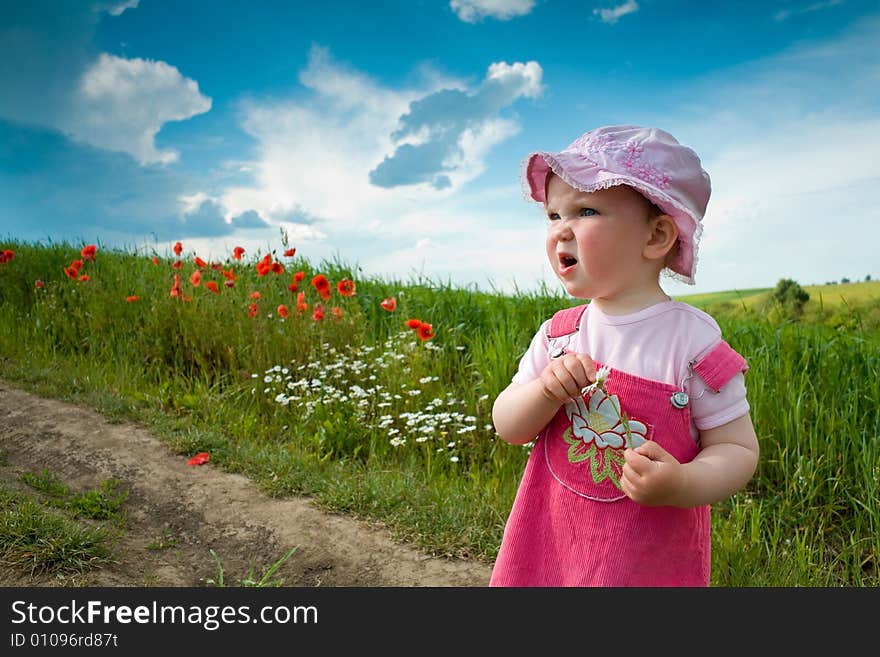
0, 381, 492, 587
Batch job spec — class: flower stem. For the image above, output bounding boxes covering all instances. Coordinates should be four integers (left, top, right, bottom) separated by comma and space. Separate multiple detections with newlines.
594, 380, 635, 449
620, 411, 635, 449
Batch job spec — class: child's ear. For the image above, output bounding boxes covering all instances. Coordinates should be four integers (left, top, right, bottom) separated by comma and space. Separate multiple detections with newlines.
643, 215, 679, 261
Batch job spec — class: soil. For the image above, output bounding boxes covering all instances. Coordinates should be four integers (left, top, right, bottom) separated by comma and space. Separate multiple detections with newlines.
0, 381, 492, 587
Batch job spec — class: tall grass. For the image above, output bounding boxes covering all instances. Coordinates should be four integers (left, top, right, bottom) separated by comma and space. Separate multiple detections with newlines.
0, 238, 877, 584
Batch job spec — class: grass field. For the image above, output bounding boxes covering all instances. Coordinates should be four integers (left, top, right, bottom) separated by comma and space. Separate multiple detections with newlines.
677, 280, 880, 309
673, 287, 771, 308
1, 238, 878, 586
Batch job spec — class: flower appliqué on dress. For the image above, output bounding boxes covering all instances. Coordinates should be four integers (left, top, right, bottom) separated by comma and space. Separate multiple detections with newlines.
561, 388, 652, 489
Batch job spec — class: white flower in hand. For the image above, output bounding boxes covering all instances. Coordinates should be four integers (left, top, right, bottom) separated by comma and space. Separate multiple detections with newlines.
581, 365, 611, 396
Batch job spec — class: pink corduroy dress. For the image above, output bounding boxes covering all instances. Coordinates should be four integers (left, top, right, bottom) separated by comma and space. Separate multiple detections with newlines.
490, 303, 748, 587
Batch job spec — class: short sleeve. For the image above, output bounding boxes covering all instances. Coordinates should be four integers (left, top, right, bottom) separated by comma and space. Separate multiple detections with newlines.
690, 370, 750, 431
510, 319, 552, 386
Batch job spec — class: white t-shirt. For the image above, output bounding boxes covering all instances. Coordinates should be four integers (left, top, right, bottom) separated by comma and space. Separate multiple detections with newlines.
511, 300, 750, 439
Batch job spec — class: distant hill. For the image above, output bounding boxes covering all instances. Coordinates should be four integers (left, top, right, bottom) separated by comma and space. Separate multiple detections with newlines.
673, 287, 771, 309
675, 280, 880, 330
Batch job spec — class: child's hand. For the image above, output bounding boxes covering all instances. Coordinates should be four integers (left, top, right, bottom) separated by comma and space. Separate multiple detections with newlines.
538, 353, 596, 405
620, 441, 686, 507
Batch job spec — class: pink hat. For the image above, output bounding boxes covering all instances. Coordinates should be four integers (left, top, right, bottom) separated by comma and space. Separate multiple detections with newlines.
523, 124, 711, 284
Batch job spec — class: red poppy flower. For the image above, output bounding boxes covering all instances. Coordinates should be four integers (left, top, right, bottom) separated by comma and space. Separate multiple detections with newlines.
194, 256, 208, 269
81, 244, 97, 261
172, 260, 183, 270
126, 295, 140, 302
151, 256, 159, 266
337, 278, 355, 297
63, 267, 77, 279
0, 253, 6, 265
224, 280, 235, 288
311, 274, 329, 291
35, 279, 45, 289
210, 262, 224, 271
381, 297, 396, 312
284, 248, 296, 257
287, 281, 298, 293
170, 274, 182, 298
417, 322, 434, 341
190, 270, 201, 287
250, 291, 260, 299
173, 241, 183, 256
78, 274, 89, 282
311, 275, 332, 301
277, 304, 289, 318
331, 306, 343, 320
187, 452, 210, 466
205, 281, 220, 294
294, 271, 305, 282
221, 267, 236, 281
233, 246, 245, 260
296, 291, 308, 313
1, 250, 14, 263
256, 258, 271, 276
248, 303, 258, 317
271, 262, 284, 274
71, 259, 83, 272
312, 304, 325, 321
406, 318, 423, 330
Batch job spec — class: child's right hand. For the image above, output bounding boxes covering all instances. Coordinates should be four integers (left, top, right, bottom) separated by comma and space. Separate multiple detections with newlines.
538, 353, 596, 405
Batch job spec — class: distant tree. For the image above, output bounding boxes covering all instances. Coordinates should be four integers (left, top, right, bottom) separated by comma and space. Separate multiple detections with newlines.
867, 274, 872, 282
772, 278, 810, 317
841, 277, 851, 284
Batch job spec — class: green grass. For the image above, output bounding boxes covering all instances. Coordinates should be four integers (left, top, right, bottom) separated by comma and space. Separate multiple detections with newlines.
679, 281, 880, 332
20, 469, 129, 522
0, 485, 117, 577
674, 287, 771, 309
205, 546, 299, 587
146, 529, 180, 551
1, 238, 878, 585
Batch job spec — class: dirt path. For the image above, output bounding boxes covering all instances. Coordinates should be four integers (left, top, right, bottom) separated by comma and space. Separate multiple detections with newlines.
0, 381, 492, 587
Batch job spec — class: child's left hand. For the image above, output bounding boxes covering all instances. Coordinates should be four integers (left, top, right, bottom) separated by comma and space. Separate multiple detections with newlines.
620, 441, 686, 507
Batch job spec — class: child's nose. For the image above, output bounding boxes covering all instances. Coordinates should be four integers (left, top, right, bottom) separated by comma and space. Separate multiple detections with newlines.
549, 219, 574, 241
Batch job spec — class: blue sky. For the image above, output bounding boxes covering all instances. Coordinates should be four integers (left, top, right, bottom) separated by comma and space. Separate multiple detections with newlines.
1, 0, 878, 296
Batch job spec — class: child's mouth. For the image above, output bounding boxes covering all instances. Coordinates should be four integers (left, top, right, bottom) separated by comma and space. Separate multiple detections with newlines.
558, 255, 578, 275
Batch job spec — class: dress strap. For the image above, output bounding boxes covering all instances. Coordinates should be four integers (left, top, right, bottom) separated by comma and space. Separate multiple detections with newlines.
546, 303, 589, 339
693, 340, 748, 392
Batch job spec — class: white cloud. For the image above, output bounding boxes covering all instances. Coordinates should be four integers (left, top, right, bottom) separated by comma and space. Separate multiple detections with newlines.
63, 54, 211, 165
593, 1, 639, 25
223, 47, 415, 227
95, 0, 141, 16
178, 191, 215, 215
450, 0, 536, 23
486, 61, 544, 99
221, 47, 541, 289
775, 0, 843, 22
0, 3, 207, 166
354, 201, 552, 294
369, 60, 543, 189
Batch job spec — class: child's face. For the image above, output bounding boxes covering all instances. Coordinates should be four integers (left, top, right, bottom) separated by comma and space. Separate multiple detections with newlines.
544, 174, 656, 302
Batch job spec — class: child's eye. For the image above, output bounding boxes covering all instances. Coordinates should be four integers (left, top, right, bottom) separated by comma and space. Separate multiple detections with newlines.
579, 208, 597, 217
547, 212, 561, 221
